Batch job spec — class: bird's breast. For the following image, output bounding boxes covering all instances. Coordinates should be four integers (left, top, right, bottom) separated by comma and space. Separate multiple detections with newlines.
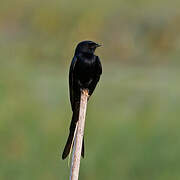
76, 56, 96, 87
78, 56, 96, 73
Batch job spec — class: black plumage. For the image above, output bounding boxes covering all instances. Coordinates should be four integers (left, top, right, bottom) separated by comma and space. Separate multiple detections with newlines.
62, 40, 102, 160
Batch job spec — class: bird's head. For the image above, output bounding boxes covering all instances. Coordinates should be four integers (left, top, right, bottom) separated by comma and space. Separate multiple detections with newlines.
75, 40, 101, 55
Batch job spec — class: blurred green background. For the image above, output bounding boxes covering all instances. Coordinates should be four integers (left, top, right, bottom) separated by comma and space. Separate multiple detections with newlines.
1, 0, 180, 179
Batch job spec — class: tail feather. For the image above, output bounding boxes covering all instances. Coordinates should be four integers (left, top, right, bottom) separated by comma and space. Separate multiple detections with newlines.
62, 130, 75, 159
62, 102, 85, 160
81, 138, 84, 158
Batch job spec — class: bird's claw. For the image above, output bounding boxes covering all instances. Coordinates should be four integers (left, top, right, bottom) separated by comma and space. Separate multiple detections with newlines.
80, 88, 89, 97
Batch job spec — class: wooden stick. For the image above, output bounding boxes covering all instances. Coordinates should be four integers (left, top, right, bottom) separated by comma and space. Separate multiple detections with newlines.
70, 89, 89, 180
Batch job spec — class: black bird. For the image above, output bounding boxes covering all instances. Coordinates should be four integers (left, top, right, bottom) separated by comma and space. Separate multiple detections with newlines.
62, 40, 102, 160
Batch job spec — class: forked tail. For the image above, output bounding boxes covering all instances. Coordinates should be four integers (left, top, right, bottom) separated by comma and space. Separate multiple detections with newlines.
62, 103, 84, 160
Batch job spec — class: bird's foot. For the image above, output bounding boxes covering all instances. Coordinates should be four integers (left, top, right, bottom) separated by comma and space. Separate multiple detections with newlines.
80, 88, 89, 97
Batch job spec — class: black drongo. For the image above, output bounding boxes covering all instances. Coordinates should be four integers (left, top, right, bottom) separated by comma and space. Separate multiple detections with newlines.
62, 40, 102, 159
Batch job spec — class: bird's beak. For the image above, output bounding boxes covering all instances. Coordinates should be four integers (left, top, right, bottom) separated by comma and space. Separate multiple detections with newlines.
95, 43, 102, 48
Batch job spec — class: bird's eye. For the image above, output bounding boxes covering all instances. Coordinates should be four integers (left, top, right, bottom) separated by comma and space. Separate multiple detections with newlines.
89, 43, 96, 48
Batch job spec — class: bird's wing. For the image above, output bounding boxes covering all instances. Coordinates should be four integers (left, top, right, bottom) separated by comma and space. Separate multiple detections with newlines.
88, 56, 102, 96
69, 56, 78, 110
96, 56, 102, 75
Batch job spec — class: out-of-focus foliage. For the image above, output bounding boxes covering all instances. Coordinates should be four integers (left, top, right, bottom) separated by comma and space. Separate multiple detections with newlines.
1, 0, 180, 65
0, 0, 180, 179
